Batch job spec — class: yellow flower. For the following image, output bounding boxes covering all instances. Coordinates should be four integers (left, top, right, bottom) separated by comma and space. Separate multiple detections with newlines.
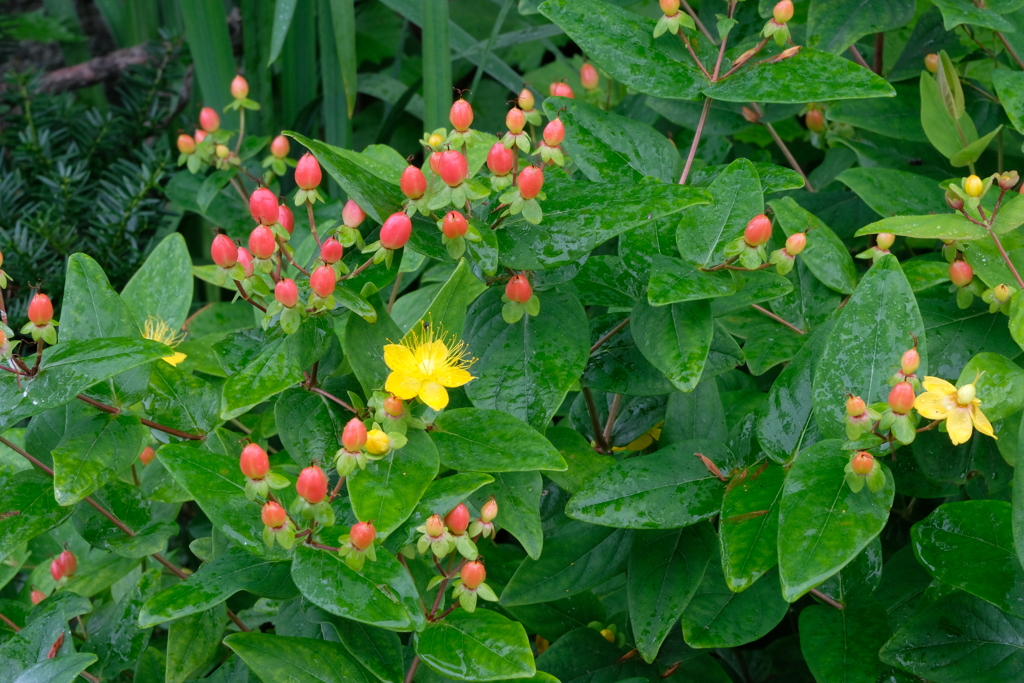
383, 321, 475, 411
365, 429, 391, 456
913, 376, 995, 446
613, 422, 664, 452
143, 317, 187, 366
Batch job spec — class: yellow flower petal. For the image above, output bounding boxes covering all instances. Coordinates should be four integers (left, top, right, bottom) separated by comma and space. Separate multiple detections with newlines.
384, 344, 417, 374
385, 371, 421, 400
435, 366, 474, 389
946, 406, 974, 445
415, 340, 449, 376
418, 382, 449, 411
922, 376, 956, 394
913, 391, 954, 420
162, 352, 188, 367
971, 405, 996, 439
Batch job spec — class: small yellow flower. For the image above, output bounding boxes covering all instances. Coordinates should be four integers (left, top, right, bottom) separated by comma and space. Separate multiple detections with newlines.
913, 376, 995, 446
383, 321, 475, 411
365, 429, 391, 456
613, 422, 664, 452
143, 316, 187, 366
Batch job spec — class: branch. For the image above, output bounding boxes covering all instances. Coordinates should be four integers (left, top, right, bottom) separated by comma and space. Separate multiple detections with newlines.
998, 32, 1024, 71
309, 384, 358, 414
681, 0, 716, 45
234, 280, 267, 312
590, 317, 630, 355
602, 394, 622, 447
77, 394, 205, 441
751, 304, 805, 335
848, 44, 871, 70
344, 257, 375, 281
679, 97, 712, 185
305, 199, 323, 248
873, 33, 884, 75
582, 388, 610, 453
810, 588, 844, 610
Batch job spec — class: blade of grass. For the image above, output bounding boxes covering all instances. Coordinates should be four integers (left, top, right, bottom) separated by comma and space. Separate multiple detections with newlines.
375, 77, 423, 144
242, 0, 275, 135
43, 0, 107, 108
280, 0, 318, 133
319, 0, 352, 196
180, 0, 237, 127
422, 0, 453, 132
125, 0, 159, 45
327, 0, 358, 119
468, 0, 514, 105
94, 0, 129, 48
268, 0, 299, 66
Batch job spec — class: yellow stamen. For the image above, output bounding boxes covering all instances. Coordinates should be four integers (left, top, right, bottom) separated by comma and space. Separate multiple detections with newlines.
143, 316, 188, 366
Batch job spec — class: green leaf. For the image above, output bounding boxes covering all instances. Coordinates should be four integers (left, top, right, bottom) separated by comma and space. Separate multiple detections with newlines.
291, 544, 424, 632
0, 470, 71, 562
777, 440, 895, 602
769, 197, 857, 294
837, 168, 947, 217
80, 568, 161, 677
430, 408, 567, 473
931, 0, 1022, 32
950, 126, 1002, 168
855, 213, 986, 241
992, 194, 1024, 235
274, 388, 345, 467
13, 653, 98, 683
61, 254, 139, 341
800, 600, 890, 683
145, 362, 219, 435
542, 96, 680, 183
267, 0, 297, 65
474, 471, 543, 560
495, 179, 711, 271
0, 592, 90, 679
826, 83, 929, 143
140, 546, 296, 627
415, 609, 535, 682
180, 0, 236, 128
710, 269, 794, 317
920, 71, 978, 160
225, 631, 376, 683
333, 619, 403, 683
327, 0, 357, 119
807, 0, 914, 54
63, 553, 139, 598
679, 563, 789, 648
565, 439, 727, 529
677, 158, 763, 269
349, 428, 439, 537
344, 294, 403, 398
52, 413, 148, 506
500, 521, 633, 606
464, 289, 589, 430
542, 427, 615, 495
384, 472, 494, 552
661, 379, 727, 448
720, 462, 787, 592
957, 352, 1024, 422
631, 298, 714, 393
421, 258, 486, 338
994, 68, 1024, 135
812, 255, 927, 438
504, 592, 606, 645
964, 229, 1024, 288
628, 524, 716, 662
536, 628, 659, 682
582, 314, 674, 397
646, 254, 740, 306
538, 0, 704, 100
73, 481, 178, 558
165, 605, 226, 683
121, 234, 193, 330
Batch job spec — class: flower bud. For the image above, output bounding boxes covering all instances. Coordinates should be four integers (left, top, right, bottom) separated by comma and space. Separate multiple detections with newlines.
851, 452, 874, 475
350, 521, 377, 550
365, 429, 391, 456
543, 118, 565, 146
950, 260, 974, 288
487, 142, 515, 176
506, 107, 526, 135
215, 144, 231, 160
237, 247, 255, 277
343, 418, 368, 451
445, 503, 470, 535
380, 212, 412, 250
461, 560, 486, 589
773, 0, 794, 23
552, 82, 575, 99
177, 134, 196, 154
140, 446, 156, 465
744, 214, 772, 247
295, 153, 322, 190
426, 514, 445, 537
518, 166, 544, 200
438, 150, 468, 187
428, 133, 445, 148
888, 381, 915, 414
310, 265, 337, 299
401, 165, 427, 199
925, 53, 939, 74
343, 200, 366, 228
506, 273, 533, 303
240, 443, 270, 479
580, 63, 599, 90
481, 497, 498, 523
450, 98, 474, 132
250, 187, 280, 226
296, 465, 328, 504
945, 189, 965, 211
262, 501, 288, 528
275, 278, 299, 308
660, 0, 680, 14
995, 283, 1012, 302
211, 234, 238, 268
199, 107, 220, 133
231, 75, 249, 100
30, 590, 45, 605
271, 135, 290, 158
846, 395, 866, 417
901, 348, 920, 375
321, 237, 344, 264
957, 383, 977, 404
518, 88, 535, 111
805, 110, 825, 133
785, 232, 806, 256
998, 171, 1019, 191
443, 211, 468, 239
876, 233, 895, 250
383, 395, 405, 417
249, 226, 277, 260
28, 293, 53, 326
964, 174, 983, 198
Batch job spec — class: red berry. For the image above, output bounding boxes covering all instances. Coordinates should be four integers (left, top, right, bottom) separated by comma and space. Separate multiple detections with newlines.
262, 501, 288, 528
194, 129, 207, 143
343, 200, 366, 228
140, 446, 156, 466
487, 143, 515, 176
237, 247, 254, 277
438, 150, 468, 187
580, 64, 599, 90
343, 418, 368, 451
429, 152, 442, 176
925, 53, 940, 74
310, 266, 337, 299
278, 204, 294, 235
249, 188, 280, 226
401, 165, 427, 199
350, 521, 377, 550
28, 293, 53, 326
552, 82, 575, 99
211, 234, 238, 268
950, 260, 973, 287
231, 75, 249, 100
384, 395, 405, 417
177, 134, 196, 154
660, 0, 680, 14
518, 88, 535, 111
543, 118, 565, 147
275, 278, 299, 308
506, 274, 533, 303
321, 237, 344, 264
30, 590, 45, 605
49, 559, 62, 582
445, 503, 471, 535
517, 166, 544, 200
461, 561, 486, 589
481, 497, 498, 523
442, 211, 468, 239
888, 381, 915, 415
901, 348, 920, 375
450, 98, 474, 132
426, 514, 445, 537
380, 212, 412, 250
271, 135, 290, 158
806, 110, 825, 133
296, 465, 328, 504
785, 232, 806, 256
744, 214, 772, 247
51, 549, 76, 581
239, 443, 270, 479
199, 107, 220, 133
846, 395, 866, 417
506, 107, 526, 135
0, 329, 5, 348
851, 452, 874, 475
773, 0, 794, 23
295, 153, 322, 190
249, 226, 277, 260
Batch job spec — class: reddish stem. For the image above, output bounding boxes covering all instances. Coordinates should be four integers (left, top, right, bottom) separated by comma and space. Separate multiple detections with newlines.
234, 280, 267, 313
77, 394, 204, 441
751, 304, 805, 335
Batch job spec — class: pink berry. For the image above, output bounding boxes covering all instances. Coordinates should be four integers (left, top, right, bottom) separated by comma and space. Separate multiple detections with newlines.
320, 237, 344, 264
231, 75, 249, 100
271, 135, 290, 158
342, 418, 368, 451
846, 395, 866, 417
481, 497, 498, 523
461, 561, 486, 589
249, 187, 280, 226
343, 200, 366, 228
426, 514, 445, 537
278, 204, 294, 235
249, 226, 276, 260
442, 211, 468, 239
552, 82, 575, 99
296, 466, 328, 504
28, 293, 53, 326
901, 348, 920, 375
506, 274, 533, 303
888, 381, 915, 414
177, 134, 196, 154
543, 118, 565, 147
450, 98, 474, 132
310, 266, 337, 299
237, 247, 254, 277
401, 165, 427, 199
383, 395, 405, 417
199, 107, 220, 133
438, 150, 468, 187
239, 443, 270, 479
295, 153, 322, 191
380, 212, 412, 250
139, 446, 156, 466
445, 503, 470, 535
487, 143, 515, 176
262, 501, 288, 528
950, 260, 973, 287
851, 452, 874, 475
506, 107, 526, 135
518, 88, 535, 111
660, 0, 680, 15
580, 64, 599, 90
744, 214, 772, 247
30, 590, 45, 605
58, 550, 77, 578
350, 521, 376, 550
211, 234, 238, 269
785, 232, 806, 256
517, 166, 544, 200
806, 110, 825, 133
773, 0, 794, 23
195, 129, 207, 143
275, 278, 299, 308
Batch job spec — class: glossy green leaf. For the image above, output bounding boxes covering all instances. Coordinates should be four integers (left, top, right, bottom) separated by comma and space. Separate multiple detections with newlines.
950, 126, 1002, 168
680, 563, 789, 648
61, 254, 139, 341
345, 291, 403, 393
837, 169, 945, 219
474, 471, 543, 560
646, 254, 740, 306
711, 269, 794, 317
542, 428, 615, 495
777, 440, 895, 602
769, 197, 857, 294
583, 314, 674, 397
826, 83, 929, 142
535, 628, 659, 682
0, 470, 71, 562
628, 524, 716, 662
81, 568, 161, 677
13, 653, 98, 683
994, 68, 1024, 135
333, 619, 403, 683
121, 234, 193, 330
807, 0, 915, 54
631, 298, 713, 393
0, 593, 90, 679
992, 194, 1024, 235
923, 298, 1019, 378
430, 408, 566, 473
677, 158, 763, 269
800, 600, 890, 683
415, 609, 535, 682
145, 361, 219, 435
165, 605, 226, 683
957, 352, 1024, 422
720, 462, 787, 592
73, 481, 177, 558
931, 0, 1022, 31
226, 631, 375, 683
854, 213, 985, 240
384, 473, 494, 552
422, 258, 486, 338
267, 0, 297, 64
52, 412, 147, 506
274, 387, 345, 466
964, 229, 1024, 288
63, 553, 139, 598
920, 71, 978, 160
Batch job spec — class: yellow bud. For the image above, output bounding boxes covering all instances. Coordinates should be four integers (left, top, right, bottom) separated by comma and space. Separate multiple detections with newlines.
964, 175, 983, 198
600, 629, 615, 643
215, 144, 230, 159
365, 429, 391, 456
995, 283, 1012, 302
428, 134, 444, 148
957, 383, 976, 405
876, 233, 895, 250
